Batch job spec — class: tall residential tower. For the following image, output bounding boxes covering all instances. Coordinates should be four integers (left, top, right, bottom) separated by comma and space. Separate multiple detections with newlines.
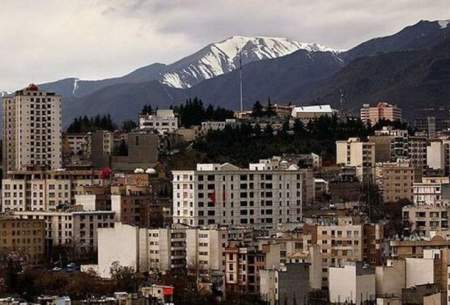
2, 84, 62, 172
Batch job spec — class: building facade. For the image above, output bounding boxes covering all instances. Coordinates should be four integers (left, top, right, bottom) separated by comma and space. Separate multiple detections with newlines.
360, 102, 402, 125
172, 158, 308, 229
336, 138, 376, 183
0, 217, 46, 264
1, 170, 106, 211
139, 109, 178, 134
2, 84, 62, 172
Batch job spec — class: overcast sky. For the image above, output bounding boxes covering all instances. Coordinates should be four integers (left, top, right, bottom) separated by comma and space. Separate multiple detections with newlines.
1, 0, 449, 91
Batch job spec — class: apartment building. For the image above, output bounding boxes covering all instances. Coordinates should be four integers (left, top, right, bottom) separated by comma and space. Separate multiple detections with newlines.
0, 217, 46, 264
408, 135, 428, 171
402, 205, 448, 237
88, 130, 113, 168
139, 109, 178, 134
375, 160, 420, 203
2, 84, 62, 172
111, 188, 171, 228
63, 133, 89, 156
172, 158, 310, 229
413, 177, 450, 206
224, 242, 265, 294
369, 131, 409, 163
13, 210, 115, 253
1, 169, 106, 211
93, 223, 188, 278
360, 102, 402, 125
336, 138, 375, 183
185, 227, 228, 279
316, 221, 364, 285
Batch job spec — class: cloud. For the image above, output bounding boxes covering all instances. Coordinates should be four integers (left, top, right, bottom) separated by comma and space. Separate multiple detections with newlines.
0, 0, 448, 91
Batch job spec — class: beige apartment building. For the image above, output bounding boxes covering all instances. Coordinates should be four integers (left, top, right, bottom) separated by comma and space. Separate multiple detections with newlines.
0, 217, 46, 264
360, 102, 402, 125
336, 138, 376, 183
402, 205, 448, 237
13, 209, 115, 253
1, 169, 106, 211
376, 160, 421, 203
2, 84, 62, 173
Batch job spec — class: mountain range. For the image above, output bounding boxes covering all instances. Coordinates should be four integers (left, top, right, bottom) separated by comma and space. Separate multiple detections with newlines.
18, 19, 450, 125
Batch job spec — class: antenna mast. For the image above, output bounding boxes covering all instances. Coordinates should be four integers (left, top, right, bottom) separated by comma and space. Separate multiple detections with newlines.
239, 51, 243, 112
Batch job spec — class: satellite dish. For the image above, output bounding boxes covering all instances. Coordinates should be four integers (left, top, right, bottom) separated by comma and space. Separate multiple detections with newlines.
145, 168, 156, 175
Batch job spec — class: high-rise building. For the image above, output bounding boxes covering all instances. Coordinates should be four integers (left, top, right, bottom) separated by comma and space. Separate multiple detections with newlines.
360, 102, 402, 125
2, 84, 62, 172
172, 157, 310, 229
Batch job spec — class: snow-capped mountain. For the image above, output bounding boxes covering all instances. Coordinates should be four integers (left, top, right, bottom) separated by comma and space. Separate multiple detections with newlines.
40, 35, 337, 97
161, 36, 337, 88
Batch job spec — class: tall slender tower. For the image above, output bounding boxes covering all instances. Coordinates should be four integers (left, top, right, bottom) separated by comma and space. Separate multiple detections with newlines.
239, 51, 244, 112
2, 84, 62, 173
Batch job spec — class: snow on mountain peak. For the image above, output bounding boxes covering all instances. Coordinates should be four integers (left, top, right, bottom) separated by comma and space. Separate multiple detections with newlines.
161, 35, 336, 88
437, 19, 450, 29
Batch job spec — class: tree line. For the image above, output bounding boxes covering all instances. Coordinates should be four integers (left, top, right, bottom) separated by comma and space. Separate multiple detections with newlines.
193, 115, 406, 166
172, 97, 235, 128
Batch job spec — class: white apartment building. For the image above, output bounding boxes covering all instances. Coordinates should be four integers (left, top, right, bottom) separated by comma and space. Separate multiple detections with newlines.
2, 84, 62, 172
413, 177, 450, 206
172, 158, 308, 229
139, 109, 178, 134
13, 210, 115, 253
1, 169, 106, 212
336, 138, 376, 182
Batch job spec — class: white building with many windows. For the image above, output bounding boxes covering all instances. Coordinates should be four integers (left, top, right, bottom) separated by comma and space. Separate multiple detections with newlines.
172, 158, 308, 229
139, 109, 178, 134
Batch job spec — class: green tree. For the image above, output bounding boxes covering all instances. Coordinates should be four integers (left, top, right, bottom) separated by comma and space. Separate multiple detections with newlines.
252, 101, 264, 117
121, 120, 137, 132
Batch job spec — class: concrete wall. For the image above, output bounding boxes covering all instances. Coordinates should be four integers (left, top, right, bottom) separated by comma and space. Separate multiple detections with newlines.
405, 258, 434, 288
329, 265, 357, 304
98, 223, 139, 278
260, 269, 276, 305
375, 259, 406, 297
356, 273, 376, 305
278, 264, 310, 305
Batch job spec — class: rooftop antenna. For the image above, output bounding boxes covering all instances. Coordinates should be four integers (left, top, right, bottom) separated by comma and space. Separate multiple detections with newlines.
239, 50, 244, 112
